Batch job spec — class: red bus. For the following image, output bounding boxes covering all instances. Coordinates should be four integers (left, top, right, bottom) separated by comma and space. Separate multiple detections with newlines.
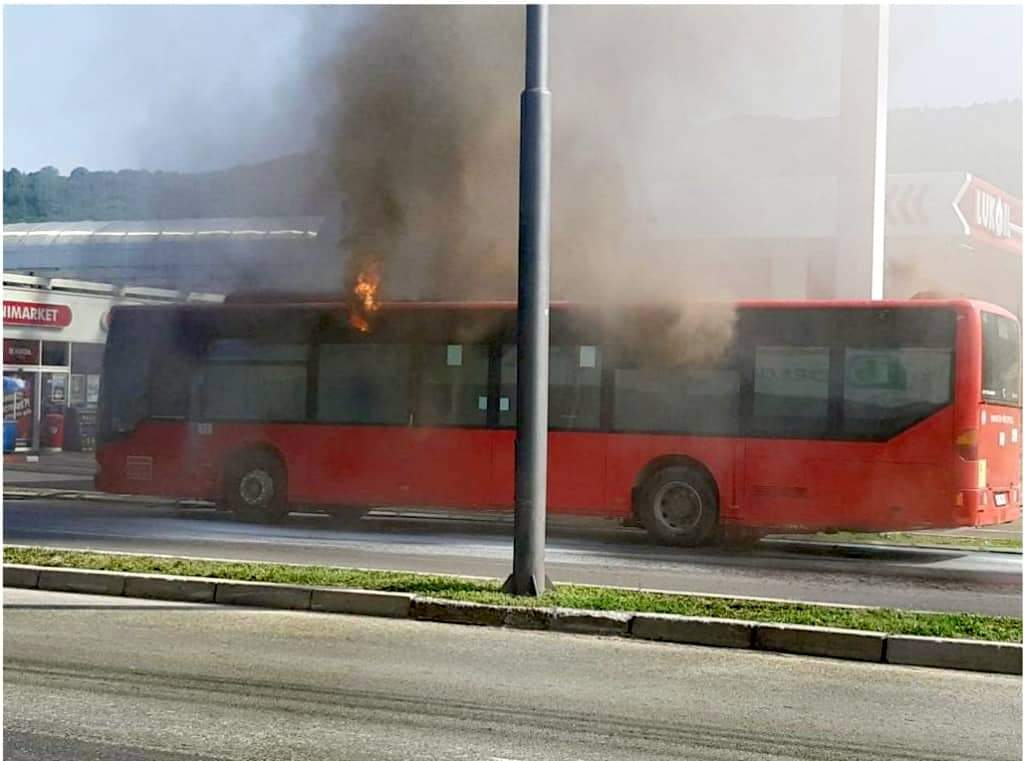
95, 298, 1021, 546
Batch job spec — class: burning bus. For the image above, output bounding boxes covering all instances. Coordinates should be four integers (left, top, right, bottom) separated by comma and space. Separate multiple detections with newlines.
95, 293, 1021, 546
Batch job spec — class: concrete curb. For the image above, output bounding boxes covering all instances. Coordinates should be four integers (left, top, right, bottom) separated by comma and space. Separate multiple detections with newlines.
3, 565, 40, 589
311, 588, 413, 618
411, 598, 550, 630
3, 564, 1021, 675
549, 608, 632, 636
754, 623, 885, 662
214, 580, 311, 610
886, 635, 1023, 675
632, 613, 754, 649
37, 567, 126, 596
124, 575, 216, 604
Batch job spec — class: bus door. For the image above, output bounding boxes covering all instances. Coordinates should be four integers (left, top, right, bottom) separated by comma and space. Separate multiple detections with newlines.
304, 340, 417, 506
405, 342, 493, 509
742, 342, 833, 529
490, 344, 607, 513
978, 310, 1022, 519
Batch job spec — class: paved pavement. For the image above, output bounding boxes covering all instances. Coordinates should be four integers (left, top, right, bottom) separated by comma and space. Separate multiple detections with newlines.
4, 452, 97, 491
4, 451, 96, 474
4, 588, 1021, 761
4, 497, 1021, 616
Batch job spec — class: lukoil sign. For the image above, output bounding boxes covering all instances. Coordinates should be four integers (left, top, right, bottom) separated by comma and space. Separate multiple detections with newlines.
975, 188, 1013, 239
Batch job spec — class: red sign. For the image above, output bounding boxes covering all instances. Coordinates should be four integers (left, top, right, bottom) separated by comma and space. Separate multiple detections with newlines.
3, 339, 40, 365
3, 301, 73, 328
954, 176, 1023, 256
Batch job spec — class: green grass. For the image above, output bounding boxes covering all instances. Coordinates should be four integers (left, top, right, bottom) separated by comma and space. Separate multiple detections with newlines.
802, 531, 1022, 552
5, 545, 1021, 643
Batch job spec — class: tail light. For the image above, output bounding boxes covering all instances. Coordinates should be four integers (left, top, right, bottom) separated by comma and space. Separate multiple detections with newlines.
956, 429, 978, 461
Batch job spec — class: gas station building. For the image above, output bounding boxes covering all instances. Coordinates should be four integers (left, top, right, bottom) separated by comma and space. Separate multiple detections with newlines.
639, 171, 1022, 317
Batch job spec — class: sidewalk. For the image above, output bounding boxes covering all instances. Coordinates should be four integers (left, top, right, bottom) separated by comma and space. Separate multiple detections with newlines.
4, 451, 97, 475
4, 451, 97, 491
911, 519, 1022, 541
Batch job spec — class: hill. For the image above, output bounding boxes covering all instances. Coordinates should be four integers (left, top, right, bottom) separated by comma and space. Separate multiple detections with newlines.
4, 101, 1020, 224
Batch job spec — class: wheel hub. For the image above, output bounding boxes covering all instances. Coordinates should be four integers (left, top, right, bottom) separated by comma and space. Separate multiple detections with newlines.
653, 481, 703, 534
239, 469, 274, 506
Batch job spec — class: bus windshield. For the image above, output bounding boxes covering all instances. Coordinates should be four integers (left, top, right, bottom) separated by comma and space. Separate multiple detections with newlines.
981, 311, 1021, 406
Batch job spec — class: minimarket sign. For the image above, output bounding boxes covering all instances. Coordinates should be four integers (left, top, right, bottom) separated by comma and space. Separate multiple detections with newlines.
3, 300, 73, 328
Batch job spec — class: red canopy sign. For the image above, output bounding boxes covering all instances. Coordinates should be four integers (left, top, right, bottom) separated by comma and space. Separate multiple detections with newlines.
3, 301, 73, 328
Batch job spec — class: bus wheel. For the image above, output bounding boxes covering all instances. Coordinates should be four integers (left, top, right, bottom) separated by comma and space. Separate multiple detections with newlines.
637, 465, 719, 547
224, 450, 289, 524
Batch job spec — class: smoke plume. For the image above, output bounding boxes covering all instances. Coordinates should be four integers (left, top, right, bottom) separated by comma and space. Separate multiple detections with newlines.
314, 5, 843, 314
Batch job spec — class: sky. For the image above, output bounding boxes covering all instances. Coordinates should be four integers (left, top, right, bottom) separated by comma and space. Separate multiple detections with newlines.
3, 4, 1022, 175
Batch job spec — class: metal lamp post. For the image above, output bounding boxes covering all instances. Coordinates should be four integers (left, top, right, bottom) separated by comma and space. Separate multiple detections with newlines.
503, 4, 553, 597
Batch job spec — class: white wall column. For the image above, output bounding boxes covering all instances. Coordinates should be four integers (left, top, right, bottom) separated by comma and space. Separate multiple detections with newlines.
834, 5, 890, 300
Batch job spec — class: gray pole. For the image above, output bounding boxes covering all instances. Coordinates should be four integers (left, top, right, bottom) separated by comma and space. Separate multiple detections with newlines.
502, 4, 552, 597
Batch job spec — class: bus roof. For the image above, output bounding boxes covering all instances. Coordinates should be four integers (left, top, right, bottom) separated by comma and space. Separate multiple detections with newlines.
111, 295, 1017, 320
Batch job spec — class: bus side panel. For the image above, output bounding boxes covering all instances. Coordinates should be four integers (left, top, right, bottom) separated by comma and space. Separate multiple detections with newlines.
96, 421, 219, 499
265, 425, 493, 509
404, 427, 493, 509
741, 408, 957, 532
870, 406, 959, 529
602, 435, 737, 520
489, 430, 609, 514
742, 439, 834, 530
203, 424, 481, 509
288, 425, 412, 506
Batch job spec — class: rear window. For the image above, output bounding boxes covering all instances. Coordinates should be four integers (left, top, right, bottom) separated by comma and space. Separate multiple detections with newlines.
982, 312, 1021, 406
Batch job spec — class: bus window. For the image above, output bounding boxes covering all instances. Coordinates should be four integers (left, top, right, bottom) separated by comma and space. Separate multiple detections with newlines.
842, 348, 952, 438
202, 340, 308, 422
982, 312, 1021, 405
317, 343, 411, 425
752, 346, 830, 437
99, 312, 154, 438
613, 365, 740, 435
147, 316, 203, 420
416, 344, 489, 427
149, 352, 191, 419
499, 345, 602, 430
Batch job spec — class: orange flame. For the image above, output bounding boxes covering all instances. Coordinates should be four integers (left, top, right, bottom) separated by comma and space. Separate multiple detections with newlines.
348, 267, 381, 333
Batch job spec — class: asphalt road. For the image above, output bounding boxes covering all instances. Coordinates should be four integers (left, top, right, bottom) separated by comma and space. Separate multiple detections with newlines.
4, 588, 1022, 761
4, 497, 1022, 616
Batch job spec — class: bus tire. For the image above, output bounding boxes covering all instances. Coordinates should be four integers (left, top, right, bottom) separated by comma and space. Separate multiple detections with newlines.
224, 450, 289, 524
637, 465, 719, 547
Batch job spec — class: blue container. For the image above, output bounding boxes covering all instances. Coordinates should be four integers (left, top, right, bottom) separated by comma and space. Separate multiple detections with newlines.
3, 421, 16, 453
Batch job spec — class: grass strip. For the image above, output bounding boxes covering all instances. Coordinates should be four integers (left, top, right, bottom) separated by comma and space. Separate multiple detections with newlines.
802, 532, 1022, 552
5, 545, 1021, 643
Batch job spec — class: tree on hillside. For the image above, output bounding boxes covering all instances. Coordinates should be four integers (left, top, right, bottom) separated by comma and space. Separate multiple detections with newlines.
3, 100, 1020, 224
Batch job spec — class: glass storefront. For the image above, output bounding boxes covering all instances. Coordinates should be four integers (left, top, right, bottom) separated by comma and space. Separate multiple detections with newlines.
3, 338, 102, 452
68, 342, 104, 451
3, 370, 36, 448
